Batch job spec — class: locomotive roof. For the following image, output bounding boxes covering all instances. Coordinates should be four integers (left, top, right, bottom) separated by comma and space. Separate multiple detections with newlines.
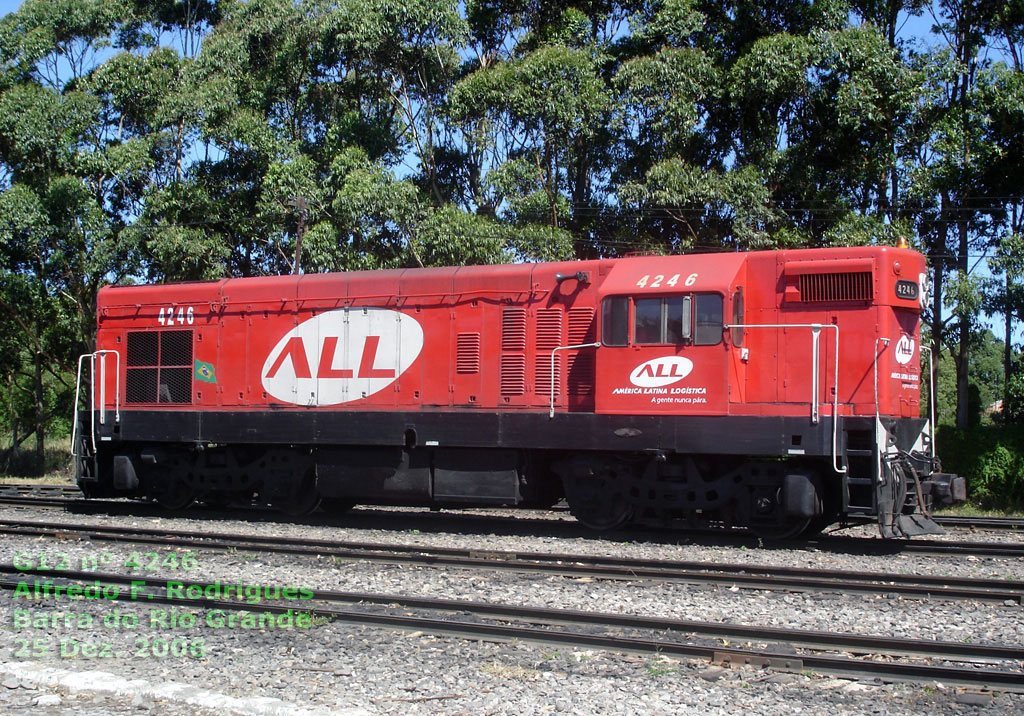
96, 245, 921, 309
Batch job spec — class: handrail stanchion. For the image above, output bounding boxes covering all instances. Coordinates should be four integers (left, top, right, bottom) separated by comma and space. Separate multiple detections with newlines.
549, 342, 602, 418
725, 323, 845, 474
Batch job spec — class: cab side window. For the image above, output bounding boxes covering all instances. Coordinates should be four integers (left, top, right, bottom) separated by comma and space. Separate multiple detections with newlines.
731, 288, 744, 347
602, 294, 722, 346
634, 299, 661, 344
694, 294, 723, 346
601, 296, 629, 346
634, 297, 685, 344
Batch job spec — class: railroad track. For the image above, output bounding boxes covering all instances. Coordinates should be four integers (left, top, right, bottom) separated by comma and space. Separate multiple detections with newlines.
2, 565, 1021, 692
2, 518, 1022, 604
2, 485, 1023, 557
934, 515, 1024, 531
0, 484, 82, 508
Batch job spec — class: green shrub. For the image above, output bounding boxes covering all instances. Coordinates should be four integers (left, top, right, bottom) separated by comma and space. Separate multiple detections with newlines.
0, 443, 73, 480
937, 424, 1024, 510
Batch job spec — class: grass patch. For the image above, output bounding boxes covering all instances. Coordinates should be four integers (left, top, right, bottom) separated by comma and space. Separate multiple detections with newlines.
932, 503, 1024, 517
0, 437, 74, 484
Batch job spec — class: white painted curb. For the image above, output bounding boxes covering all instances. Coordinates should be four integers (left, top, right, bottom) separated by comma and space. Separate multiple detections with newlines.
1, 661, 373, 716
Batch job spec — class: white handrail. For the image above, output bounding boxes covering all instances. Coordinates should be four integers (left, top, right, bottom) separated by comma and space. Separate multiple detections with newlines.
922, 345, 936, 460
71, 354, 91, 457
873, 337, 890, 421
725, 323, 845, 474
71, 350, 121, 459
549, 342, 601, 418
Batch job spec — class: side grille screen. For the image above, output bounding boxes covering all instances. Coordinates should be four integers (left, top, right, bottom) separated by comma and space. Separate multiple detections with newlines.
799, 272, 872, 302
125, 330, 193, 404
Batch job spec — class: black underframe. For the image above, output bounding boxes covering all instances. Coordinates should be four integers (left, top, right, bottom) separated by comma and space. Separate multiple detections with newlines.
83, 409, 926, 458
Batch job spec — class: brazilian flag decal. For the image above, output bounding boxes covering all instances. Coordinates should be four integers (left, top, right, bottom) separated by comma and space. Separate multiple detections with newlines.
195, 360, 217, 384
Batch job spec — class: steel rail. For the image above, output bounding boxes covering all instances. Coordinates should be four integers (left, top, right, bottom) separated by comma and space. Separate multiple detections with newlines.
2, 567, 1022, 692
933, 515, 1024, 531
812, 534, 1024, 558
2, 519, 1021, 604
2, 489, 1023, 555
0, 485, 81, 497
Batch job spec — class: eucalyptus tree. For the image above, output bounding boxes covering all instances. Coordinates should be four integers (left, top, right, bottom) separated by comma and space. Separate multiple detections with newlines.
613, 0, 763, 252
446, 1, 643, 259
0, 0, 128, 465
900, 0, 1019, 428
0, 0, 225, 464
987, 233, 1024, 410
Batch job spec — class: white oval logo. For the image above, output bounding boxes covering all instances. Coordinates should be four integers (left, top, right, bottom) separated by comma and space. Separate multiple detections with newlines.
629, 356, 693, 388
894, 335, 915, 365
261, 308, 423, 405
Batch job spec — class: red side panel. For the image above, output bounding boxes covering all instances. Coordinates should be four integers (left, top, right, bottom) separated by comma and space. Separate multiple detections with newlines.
92, 247, 926, 423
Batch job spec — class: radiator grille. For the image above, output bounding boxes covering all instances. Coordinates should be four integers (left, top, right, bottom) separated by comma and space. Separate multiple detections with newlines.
799, 272, 872, 302
125, 330, 193, 404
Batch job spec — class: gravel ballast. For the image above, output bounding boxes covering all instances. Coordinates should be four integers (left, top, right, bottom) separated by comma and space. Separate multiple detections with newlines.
1, 503, 1022, 715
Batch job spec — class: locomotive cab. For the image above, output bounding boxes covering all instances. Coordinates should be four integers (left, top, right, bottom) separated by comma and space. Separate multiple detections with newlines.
578, 249, 964, 538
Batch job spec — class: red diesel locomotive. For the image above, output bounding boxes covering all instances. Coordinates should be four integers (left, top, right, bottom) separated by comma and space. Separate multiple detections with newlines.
73, 245, 965, 538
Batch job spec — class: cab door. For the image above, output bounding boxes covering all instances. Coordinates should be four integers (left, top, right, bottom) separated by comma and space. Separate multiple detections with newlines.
594, 293, 728, 415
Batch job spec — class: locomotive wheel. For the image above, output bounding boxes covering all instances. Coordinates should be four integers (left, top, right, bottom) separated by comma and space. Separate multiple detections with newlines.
563, 465, 634, 531
201, 490, 252, 509
749, 516, 811, 541
153, 480, 196, 510
320, 498, 357, 514
275, 470, 321, 516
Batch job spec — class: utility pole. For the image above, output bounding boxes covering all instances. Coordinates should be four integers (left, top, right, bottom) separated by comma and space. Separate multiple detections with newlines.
34, 350, 43, 475
288, 197, 308, 275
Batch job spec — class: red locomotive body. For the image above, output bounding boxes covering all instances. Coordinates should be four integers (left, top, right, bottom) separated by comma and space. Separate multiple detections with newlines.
74, 246, 964, 538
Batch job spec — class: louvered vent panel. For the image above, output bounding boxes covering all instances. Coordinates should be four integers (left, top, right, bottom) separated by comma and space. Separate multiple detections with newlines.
534, 309, 563, 396
799, 272, 872, 302
568, 307, 596, 344
567, 353, 595, 395
502, 308, 527, 351
500, 355, 526, 396
456, 332, 481, 374
535, 309, 563, 349
567, 308, 596, 396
